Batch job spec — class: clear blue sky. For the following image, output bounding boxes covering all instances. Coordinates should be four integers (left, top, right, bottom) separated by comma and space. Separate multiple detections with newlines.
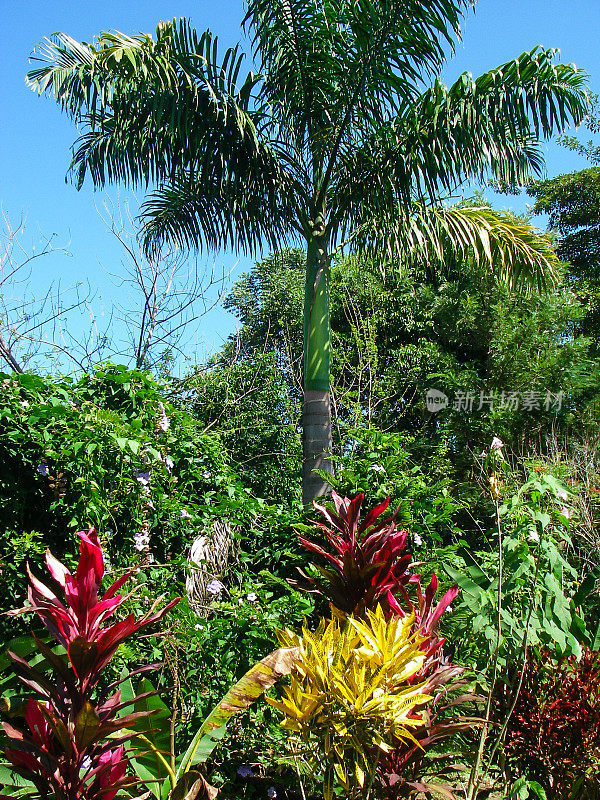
1, 0, 599, 367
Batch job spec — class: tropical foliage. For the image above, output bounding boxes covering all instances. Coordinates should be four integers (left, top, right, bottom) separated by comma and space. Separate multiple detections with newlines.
268, 608, 432, 799
2, 529, 178, 799
497, 647, 600, 800
27, 1, 589, 504
2, 3, 600, 799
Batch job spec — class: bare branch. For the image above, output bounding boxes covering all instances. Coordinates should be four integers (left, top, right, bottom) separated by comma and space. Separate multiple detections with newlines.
0, 206, 108, 373
97, 195, 234, 372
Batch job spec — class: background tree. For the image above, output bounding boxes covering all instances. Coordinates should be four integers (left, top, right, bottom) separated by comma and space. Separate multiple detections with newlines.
99, 197, 229, 371
530, 100, 600, 347
0, 209, 107, 373
213, 244, 598, 510
28, 4, 587, 504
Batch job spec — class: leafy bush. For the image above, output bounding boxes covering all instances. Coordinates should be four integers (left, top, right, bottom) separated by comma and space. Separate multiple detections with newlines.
2, 528, 178, 799
0, 365, 306, 643
497, 648, 600, 800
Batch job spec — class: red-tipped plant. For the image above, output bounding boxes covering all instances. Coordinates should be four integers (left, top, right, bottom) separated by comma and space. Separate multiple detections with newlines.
2, 528, 179, 800
299, 493, 458, 665
298, 492, 413, 617
497, 647, 600, 800
298, 492, 465, 797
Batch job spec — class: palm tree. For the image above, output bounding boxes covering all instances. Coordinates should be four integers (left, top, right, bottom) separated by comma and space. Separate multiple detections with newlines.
28, 2, 587, 506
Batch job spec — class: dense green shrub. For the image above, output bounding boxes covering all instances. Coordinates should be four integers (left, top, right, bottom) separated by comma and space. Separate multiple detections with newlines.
0, 365, 305, 641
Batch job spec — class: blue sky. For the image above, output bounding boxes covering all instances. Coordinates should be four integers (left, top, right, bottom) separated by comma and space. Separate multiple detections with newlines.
1, 0, 599, 368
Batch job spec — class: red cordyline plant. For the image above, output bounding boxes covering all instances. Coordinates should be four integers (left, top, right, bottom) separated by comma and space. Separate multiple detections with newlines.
2, 528, 179, 800
299, 491, 468, 798
497, 647, 600, 800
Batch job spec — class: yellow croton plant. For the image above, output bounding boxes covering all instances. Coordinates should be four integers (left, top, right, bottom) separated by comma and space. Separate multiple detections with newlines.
266, 605, 432, 799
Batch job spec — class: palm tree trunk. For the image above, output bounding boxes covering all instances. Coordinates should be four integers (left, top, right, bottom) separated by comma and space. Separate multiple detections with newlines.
302, 235, 332, 508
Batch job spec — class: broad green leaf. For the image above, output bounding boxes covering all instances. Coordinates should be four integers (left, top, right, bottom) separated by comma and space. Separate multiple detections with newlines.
444, 563, 484, 600
175, 646, 298, 779
119, 675, 173, 798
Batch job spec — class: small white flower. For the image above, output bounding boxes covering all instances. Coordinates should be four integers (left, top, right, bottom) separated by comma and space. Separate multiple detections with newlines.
446, 606, 453, 614
202, 470, 212, 480
206, 579, 224, 596
194, 623, 203, 630
490, 437, 504, 452
81, 755, 93, 771
164, 455, 174, 471
145, 499, 155, 510
413, 533, 423, 547
247, 592, 258, 602
20, 400, 29, 408
180, 508, 192, 519
371, 463, 385, 473
527, 528, 540, 543
479, 450, 487, 459
147, 552, 155, 563
557, 489, 568, 501
134, 531, 151, 552
238, 598, 244, 605
560, 506, 570, 519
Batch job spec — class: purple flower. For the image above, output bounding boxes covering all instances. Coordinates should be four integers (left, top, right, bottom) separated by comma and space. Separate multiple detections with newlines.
237, 765, 253, 778
36, 463, 49, 477
202, 470, 212, 480
81, 755, 93, 771
206, 579, 224, 596
134, 469, 151, 487
267, 788, 277, 798
180, 508, 192, 519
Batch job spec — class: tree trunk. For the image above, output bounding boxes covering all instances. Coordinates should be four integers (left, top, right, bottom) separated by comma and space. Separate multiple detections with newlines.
302, 235, 332, 509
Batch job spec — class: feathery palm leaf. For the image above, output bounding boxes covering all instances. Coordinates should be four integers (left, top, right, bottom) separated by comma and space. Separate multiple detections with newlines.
27, 20, 296, 254
244, 0, 476, 182
329, 48, 588, 239
351, 204, 560, 293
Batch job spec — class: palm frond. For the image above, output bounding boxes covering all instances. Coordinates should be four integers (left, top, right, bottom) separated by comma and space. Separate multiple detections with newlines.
27, 19, 299, 253
329, 47, 588, 239
244, 0, 474, 155
350, 204, 560, 293
140, 166, 300, 256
